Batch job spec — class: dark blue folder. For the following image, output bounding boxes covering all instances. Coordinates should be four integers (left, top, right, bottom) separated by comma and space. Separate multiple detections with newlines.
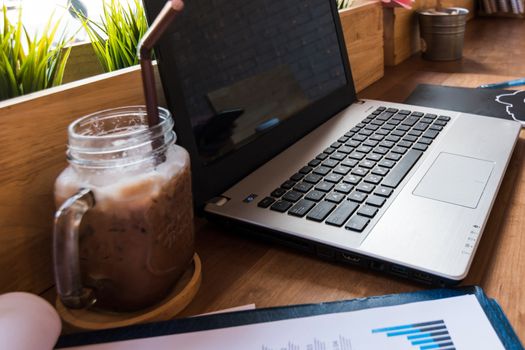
56, 286, 523, 349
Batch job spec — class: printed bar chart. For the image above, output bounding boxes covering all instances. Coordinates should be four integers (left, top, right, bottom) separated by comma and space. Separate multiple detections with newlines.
372, 320, 455, 350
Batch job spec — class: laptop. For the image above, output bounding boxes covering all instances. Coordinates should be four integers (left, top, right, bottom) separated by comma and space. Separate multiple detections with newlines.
143, 0, 521, 285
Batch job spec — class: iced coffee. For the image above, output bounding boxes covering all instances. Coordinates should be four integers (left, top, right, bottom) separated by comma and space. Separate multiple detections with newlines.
53, 107, 194, 312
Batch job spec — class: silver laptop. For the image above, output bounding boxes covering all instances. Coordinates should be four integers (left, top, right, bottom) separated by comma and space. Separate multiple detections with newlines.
144, 0, 521, 285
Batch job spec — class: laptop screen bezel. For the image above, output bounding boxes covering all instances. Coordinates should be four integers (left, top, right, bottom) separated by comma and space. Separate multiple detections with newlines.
143, 0, 358, 208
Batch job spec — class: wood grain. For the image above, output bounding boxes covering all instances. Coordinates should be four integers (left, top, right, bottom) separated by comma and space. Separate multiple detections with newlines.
0, 65, 164, 295
340, 1, 384, 92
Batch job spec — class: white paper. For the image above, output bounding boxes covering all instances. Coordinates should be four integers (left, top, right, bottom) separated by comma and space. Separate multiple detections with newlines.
63, 295, 505, 350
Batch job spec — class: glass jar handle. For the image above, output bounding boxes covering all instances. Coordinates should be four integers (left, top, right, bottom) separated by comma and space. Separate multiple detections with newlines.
53, 188, 96, 309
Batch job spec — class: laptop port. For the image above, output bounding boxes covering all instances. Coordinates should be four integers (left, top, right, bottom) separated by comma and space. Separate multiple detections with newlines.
370, 261, 384, 271
413, 271, 433, 283
390, 265, 408, 277
341, 252, 361, 264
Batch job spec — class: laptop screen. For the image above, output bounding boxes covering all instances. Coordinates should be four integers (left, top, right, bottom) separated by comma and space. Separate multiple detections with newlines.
144, 0, 355, 206
158, 0, 348, 163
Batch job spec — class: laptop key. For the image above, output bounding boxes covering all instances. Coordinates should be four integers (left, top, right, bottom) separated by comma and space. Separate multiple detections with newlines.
366, 195, 386, 207
338, 136, 349, 143
325, 201, 359, 227
271, 188, 287, 197
374, 186, 393, 197
398, 109, 411, 115
306, 201, 337, 222
413, 143, 428, 151
325, 192, 346, 203
290, 173, 305, 181
419, 137, 433, 145
334, 183, 353, 194
371, 167, 389, 176
314, 166, 331, 176
330, 152, 346, 161
345, 215, 370, 232
305, 190, 325, 202
385, 152, 402, 161
392, 146, 408, 155
425, 113, 437, 119
411, 111, 424, 117
402, 135, 418, 142
331, 142, 342, 149
343, 174, 361, 185
429, 125, 443, 131
378, 159, 395, 168
304, 173, 323, 184
325, 173, 343, 183
341, 159, 358, 168
379, 140, 395, 148
348, 191, 367, 203
356, 182, 375, 194
270, 200, 293, 213
385, 135, 400, 142
333, 165, 351, 175
359, 160, 376, 169
422, 130, 439, 139
366, 153, 382, 162
288, 199, 316, 217
308, 159, 321, 167
322, 159, 339, 168
283, 190, 303, 202
391, 130, 406, 137
258, 197, 275, 208
346, 139, 361, 148
398, 140, 413, 148
434, 120, 447, 126
316, 181, 335, 192
349, 151, 366, 160
357, 205, 378, 218
438, 115, 451, 121
382, 150, 423, 188
299, 166, 313, 174
294, 182, 313, 193
324, 147, 336, 154
370, 133, 385, 141
408, 129, 422, 137
364, 174, 382, 185
316, 153, 328, 160
351, 167, 369, 176
338, 146, 353, 154
281, 180, 296, 189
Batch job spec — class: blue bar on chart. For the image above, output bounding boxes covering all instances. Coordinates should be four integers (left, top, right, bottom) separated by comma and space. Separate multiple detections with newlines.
372, 320, 456, 350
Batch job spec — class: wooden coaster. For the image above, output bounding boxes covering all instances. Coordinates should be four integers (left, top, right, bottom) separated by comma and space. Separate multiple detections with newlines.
56, 253, 202, 331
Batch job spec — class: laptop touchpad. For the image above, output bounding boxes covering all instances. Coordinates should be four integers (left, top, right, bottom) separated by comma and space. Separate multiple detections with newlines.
413, 152, 494, 209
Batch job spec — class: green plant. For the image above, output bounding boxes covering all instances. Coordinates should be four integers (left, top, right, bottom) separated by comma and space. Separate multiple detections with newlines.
0, 5, 71, 101
79, 0, 148, 72
336, 0, 355, 9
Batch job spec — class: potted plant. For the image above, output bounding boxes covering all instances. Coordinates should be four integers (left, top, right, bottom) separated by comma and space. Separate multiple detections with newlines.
0, 5, 72, 101
78, 0, 148, 72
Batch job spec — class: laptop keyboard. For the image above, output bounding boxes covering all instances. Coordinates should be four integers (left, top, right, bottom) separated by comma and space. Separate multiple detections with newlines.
256, 106, 451, 232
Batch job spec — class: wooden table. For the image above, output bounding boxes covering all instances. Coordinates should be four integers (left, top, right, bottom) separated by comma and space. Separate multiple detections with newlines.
176, 18, 525, 341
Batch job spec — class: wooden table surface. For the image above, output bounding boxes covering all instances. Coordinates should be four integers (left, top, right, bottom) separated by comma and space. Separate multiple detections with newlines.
175, 17, 525, 341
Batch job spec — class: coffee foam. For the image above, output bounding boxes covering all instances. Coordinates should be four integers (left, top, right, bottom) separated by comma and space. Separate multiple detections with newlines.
55, 146, 189, 213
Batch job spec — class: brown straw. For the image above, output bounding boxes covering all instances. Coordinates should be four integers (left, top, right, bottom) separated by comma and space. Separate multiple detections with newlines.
138, 0, 185, 127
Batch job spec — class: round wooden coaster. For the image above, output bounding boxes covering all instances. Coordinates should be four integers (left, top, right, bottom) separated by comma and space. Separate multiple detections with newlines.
56, 253, 202, 331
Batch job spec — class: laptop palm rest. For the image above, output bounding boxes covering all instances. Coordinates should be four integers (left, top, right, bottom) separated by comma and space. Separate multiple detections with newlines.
413, 152, 494, 209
